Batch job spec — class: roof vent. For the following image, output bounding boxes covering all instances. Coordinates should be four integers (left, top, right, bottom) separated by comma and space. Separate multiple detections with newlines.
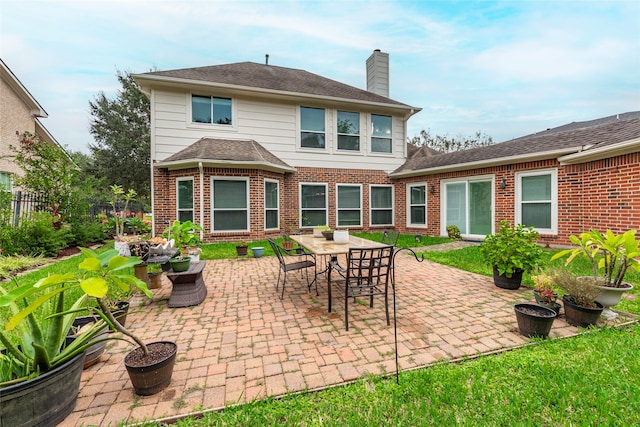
265, 54, 269, 65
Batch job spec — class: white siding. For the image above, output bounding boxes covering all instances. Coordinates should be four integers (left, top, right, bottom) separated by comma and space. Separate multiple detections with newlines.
151, 89, 407, 172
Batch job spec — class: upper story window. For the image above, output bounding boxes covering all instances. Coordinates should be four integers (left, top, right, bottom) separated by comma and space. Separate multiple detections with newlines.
337, 111, 360, 151
192, 95, 232, 125
177, 178, 194, 222
371, 114, 392, 153
516, 169, 557, 234
300, 107, 325, 149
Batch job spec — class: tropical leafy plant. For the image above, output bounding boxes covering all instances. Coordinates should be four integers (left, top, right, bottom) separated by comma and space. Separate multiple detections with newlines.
0, 249, 152, 385
479, 220, 544, 277
551, 229, 640, 288
163, 220, 204, 251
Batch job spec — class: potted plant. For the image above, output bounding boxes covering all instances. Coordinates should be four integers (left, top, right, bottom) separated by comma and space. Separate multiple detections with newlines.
552, 268, 603, 328
235, 242, 249, 256
1, 248, 177, 414
531, 271, 561, 315
480, 220, 544, 289
514, 303, 557, 339
163, 220, 204, 271
109, 184, 137, 256
446, 224, 461, 240
147, 263, 164, 289
551, 229, 639, 313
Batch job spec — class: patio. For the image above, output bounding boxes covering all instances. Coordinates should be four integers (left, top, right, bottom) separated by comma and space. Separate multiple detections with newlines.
60, 251, 635, 426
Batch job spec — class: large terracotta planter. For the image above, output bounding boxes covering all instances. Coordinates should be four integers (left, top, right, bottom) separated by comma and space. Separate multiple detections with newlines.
0, 352, 85, 427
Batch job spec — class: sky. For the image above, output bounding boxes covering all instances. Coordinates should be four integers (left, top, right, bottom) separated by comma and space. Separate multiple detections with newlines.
2, 0, 639, 154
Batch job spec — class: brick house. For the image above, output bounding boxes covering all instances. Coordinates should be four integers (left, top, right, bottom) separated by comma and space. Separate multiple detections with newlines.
1, 58, 69, 192
133, 51, 640, 246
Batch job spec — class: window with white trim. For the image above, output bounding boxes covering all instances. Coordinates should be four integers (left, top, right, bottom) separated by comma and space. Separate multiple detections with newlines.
370, 185, 393, 226
177, 178, 194, 222
337, 111, 360, 151
192, 95, 232, 125
407, 183, 427, 227
337, 184, 362, 227
0, 172, 12, 192
516, 169, 557, 233
371, 114, 392, 153
264, 179, 279, 230
211, 177, 249, 231
300, 183, 327, 227
300, 106, 325, 149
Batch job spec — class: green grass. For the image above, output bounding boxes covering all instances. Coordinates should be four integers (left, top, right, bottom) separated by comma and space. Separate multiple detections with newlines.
133, 325, 640, 426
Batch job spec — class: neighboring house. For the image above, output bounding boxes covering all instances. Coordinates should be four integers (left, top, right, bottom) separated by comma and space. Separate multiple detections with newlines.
0, 58, 68, 192
133, 51, 640, 246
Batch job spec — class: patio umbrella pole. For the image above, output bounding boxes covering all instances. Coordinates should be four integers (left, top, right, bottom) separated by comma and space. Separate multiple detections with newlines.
390, 248, 424, 384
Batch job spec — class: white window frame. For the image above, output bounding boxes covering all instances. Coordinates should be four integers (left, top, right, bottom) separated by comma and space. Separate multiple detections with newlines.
299, 106, 327, 150
210, 176, 250, 232
336, 110, 361, 152
370, 184, 394, 227
336, 184, 362, 228
406, 182, 428, 228
515, 169, 558, 234
299, 182, 328, 228
264, 178, 279, 231
440, 175, 494, 239
176, 177, 194, 222
370, 113, 393, 154
188, 93, 236, 130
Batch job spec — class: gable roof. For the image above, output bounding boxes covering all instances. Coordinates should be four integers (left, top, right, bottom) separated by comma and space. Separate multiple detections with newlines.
391, 113, 640, 178
1, 58, 48, 118
134, 62, 419, 113
156, 138, 295, 173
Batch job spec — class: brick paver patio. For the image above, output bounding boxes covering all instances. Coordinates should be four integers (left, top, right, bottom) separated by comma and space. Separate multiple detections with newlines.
60, 251, 635, 426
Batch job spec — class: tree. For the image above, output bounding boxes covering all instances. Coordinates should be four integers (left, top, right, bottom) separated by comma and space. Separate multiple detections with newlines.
89, 70, 151, 207
9, 131, 77, 219
408, 129, 494, 153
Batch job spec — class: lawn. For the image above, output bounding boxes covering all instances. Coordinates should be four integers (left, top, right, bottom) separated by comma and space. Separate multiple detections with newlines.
2, 236, 639, 426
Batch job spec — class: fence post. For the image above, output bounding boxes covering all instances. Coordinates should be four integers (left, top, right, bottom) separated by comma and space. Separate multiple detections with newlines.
13, 191, 22, 227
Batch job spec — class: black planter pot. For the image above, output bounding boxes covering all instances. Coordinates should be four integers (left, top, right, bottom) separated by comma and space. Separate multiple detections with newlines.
124, 341, 177, 396
235, 245, 248, 256
514, 303, 557, 338
65, 316, 108, 369
532, 290, 562, 315
493, 266, 523, 290
562, 295, 604, 328
0, 352, 85, 427
110, 300, 130, 329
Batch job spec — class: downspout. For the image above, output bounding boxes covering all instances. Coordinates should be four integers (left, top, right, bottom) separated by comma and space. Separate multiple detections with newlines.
199, 162, 204, 241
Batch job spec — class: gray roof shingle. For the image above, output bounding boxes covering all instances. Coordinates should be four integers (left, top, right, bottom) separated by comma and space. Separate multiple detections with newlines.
392, 113, 640, 175
158, 138, 294, 172
143, 62, 413, 108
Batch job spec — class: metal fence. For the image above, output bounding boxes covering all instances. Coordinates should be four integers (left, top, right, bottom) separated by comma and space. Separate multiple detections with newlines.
5, 191, 145, 227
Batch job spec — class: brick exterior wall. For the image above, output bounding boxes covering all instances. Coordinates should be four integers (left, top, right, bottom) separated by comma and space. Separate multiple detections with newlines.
153, 151, 639, 247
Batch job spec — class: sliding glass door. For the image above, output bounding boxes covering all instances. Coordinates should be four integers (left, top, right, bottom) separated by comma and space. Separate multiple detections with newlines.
444, 179, 492, 237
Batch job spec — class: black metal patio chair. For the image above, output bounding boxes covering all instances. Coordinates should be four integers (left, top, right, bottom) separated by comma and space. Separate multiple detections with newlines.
381, 229, 400, 246
328, 245, 394, 331
267, 239, 317, 300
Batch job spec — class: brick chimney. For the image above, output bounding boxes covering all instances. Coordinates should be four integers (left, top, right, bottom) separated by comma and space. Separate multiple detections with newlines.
366, 49, 389, 97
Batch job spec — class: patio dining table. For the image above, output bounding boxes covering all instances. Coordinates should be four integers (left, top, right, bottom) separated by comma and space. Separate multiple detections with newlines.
289, 234, 388, 311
